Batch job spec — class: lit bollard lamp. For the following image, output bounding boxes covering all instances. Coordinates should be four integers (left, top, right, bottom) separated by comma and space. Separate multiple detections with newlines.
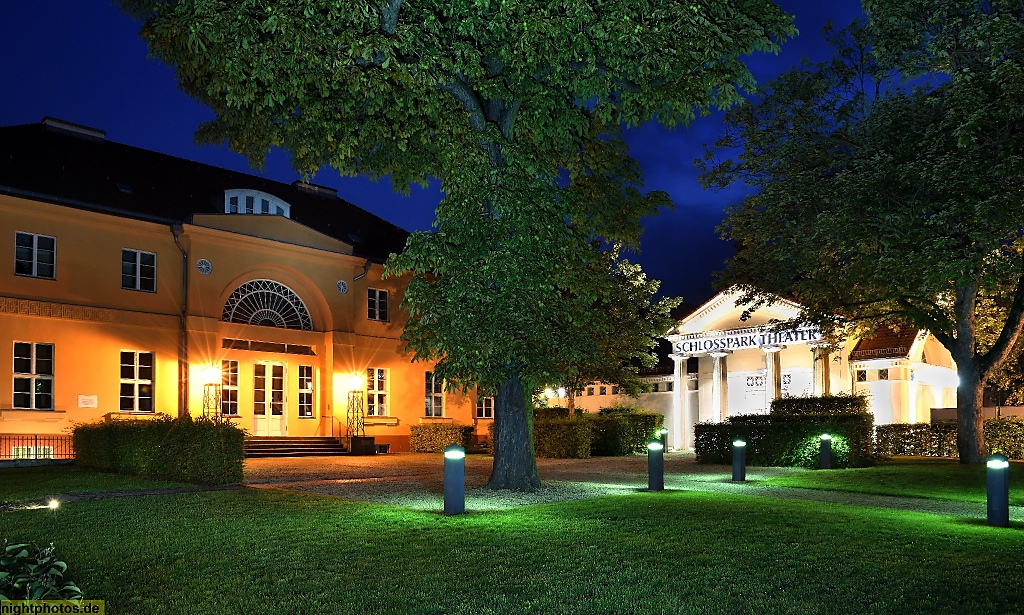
819, 434, 832, 470
657, 427, 669, 450
732, 439, 747, 482
443, 444, 466, 515
987, 454, 1010, 528
647, 439, 665, 492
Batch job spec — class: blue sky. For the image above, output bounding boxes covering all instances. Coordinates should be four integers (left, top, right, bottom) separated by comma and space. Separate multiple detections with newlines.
0, 1, 864, 304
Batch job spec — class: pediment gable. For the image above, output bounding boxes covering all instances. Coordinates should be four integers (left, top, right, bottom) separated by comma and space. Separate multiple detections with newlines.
674, 287, 803, 336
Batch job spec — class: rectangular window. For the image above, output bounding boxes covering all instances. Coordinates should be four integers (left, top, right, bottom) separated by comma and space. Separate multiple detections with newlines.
856, 369, 867, 382
368, 288, 389, 322
425, 371, 443, 417
666, 381, 674, 392
121, 249, 156, 292
15, 232, 56, 279
260, 198, 270, 214
221, 360, 239, 416
228, 195, 239, 213
245, 195, 255, 214
298, 365, 314, 418
366, 368, 388, 416
587, 387, 594, 396
120, 351, 154, 412
652, 383, 660, 393
11, 446, 54, 460
878, 368, 889, 381
476, 389, 493, 419
612, 386, 619, 395
254, 364, 266, 416
13, 342, 53, 410
599, 386, 607, 396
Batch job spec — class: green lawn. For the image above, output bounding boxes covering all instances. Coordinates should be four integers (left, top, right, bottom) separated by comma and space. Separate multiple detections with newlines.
764, 458, 1024, 505
0, 465, 187, 505
2, 487, 1023, 614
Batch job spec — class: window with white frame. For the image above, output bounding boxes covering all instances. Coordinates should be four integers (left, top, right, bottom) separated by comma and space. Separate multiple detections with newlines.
665, 381, 674, 392
599, 386, 607, 395
878, 368, 889, 381
366, 368, 388, 416
120, 351, 154, 412
368, 288, 389, 322
587, 386, 594, 396
13, 342, 53, 410
475, 390, 493, 419
224, 189, 291, 218
221, 360, 239, 416
122, 249, 156, 292
299, 365, 314, 417
652, 383, 660, 393
856, 369, 867, 382
425, 371, 443, 417
15, 232, 56, 279
12, 446, 54, 460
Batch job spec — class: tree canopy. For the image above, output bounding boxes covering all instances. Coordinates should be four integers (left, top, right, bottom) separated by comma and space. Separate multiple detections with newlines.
122, 0, 793, 487
702, 5, 1024, 463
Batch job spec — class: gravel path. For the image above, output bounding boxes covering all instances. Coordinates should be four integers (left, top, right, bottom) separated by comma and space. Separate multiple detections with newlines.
246, 453, 1024, 520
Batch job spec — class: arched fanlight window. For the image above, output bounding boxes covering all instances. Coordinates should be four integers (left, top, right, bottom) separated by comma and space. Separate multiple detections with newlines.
222, 279, 314, 331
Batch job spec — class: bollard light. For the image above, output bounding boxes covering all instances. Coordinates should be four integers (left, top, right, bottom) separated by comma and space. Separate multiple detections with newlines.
819, 434, 832, 470
732, 440, 747, 482
987, 454, 1010, 527
647, 439, 665, 492
657, 427, 669, 449
443, 444, 466, 515
48, 499, 60, 510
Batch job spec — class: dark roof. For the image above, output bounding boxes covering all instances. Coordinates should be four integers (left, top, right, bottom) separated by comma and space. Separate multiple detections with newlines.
0, 120, 409, 262
849, 325, 920, 361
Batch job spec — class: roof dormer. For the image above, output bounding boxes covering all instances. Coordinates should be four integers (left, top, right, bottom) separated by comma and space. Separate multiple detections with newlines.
224, 189, 291, 218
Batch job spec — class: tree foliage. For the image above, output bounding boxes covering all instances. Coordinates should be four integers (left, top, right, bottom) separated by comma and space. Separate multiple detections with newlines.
121, 0, 792, 487
702, 5, 1024, 464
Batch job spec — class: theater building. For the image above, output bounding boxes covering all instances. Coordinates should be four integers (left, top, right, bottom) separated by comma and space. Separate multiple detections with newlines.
0, 118, 486, 455
572, 289, 960, 451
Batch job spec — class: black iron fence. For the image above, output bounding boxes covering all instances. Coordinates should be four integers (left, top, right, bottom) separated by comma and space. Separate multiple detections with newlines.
0, 434, 74, 460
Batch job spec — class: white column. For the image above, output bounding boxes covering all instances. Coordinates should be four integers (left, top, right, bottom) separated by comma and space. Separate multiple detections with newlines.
763, 347, 782, 411
710, 351, 730, 422
812, 345, 831, 397
669, 354, 687, 450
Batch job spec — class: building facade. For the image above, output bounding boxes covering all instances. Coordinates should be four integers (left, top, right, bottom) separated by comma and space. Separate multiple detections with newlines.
0, 118, 489, 453
571, 289, 960, 451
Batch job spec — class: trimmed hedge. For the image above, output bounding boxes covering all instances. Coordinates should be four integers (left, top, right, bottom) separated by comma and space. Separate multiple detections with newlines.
590, 412, 664, 456
876, 418, 1024, 459
771, 393, 868, 416
534, 407, 570, 420
409, 423, 474, 452
534, 419, 593, 458
72, 415, 244, 484
695, 413, 875, 468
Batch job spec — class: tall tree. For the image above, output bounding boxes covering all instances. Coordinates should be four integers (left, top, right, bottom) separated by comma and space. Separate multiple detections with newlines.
121, 0, 792, 488
701, 10, 1024, 464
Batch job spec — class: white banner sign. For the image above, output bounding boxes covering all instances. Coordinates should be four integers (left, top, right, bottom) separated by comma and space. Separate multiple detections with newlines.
673, 326, 823, 355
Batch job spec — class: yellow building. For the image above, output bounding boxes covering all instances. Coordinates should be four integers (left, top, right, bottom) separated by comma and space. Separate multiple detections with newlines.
0, 118, 488, 455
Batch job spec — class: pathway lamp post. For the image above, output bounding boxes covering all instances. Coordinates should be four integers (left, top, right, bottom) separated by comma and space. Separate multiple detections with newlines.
987, 454, 1010, 528
647, 439, 665, 491
732, 440, 747, 482
819, 434, 832, 470
444, 444, 466, 515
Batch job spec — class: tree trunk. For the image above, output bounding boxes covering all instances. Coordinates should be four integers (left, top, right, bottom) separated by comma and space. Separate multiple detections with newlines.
955, 358, 988, 464
566, 388, 576, 415
486, 370, 542, 490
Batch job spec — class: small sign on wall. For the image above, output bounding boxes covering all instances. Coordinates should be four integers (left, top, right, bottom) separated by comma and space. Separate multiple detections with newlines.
78, 395, 98, 409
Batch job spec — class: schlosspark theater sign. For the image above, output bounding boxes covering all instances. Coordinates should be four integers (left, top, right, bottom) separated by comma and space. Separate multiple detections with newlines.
672, 326, 823, 355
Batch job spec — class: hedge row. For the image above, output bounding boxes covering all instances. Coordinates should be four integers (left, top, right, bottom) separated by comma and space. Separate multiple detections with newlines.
72, 415, 244, 484
534, 419, 593, 458
770, 394, 868, 416
876, 418, 1024, 459
409, 423, 475, 452
535, 411, 664, 458
695, 413, 875, 468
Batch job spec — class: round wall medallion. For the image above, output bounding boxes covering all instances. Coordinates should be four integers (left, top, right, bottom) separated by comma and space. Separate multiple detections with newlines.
336, 280, 349, 294
196, 258, 213, 275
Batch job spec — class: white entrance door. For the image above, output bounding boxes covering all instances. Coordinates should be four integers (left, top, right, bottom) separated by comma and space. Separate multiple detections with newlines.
253, 362, 287, 436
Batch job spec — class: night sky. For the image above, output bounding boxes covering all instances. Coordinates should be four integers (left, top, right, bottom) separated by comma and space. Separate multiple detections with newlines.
0, 1, 863, 304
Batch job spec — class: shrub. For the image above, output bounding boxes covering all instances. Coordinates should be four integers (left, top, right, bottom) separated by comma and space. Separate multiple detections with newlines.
875, 418, 1024, 459
534, 418, 593, 458
409, 423, 473, 452
72, 415, 244, 484
0, 540, 83, 601
534, 407, 570, 420
695, 413, 875, 468
770, 393, 869, 416
590, 412, 664, 456
597, 403, 645, 415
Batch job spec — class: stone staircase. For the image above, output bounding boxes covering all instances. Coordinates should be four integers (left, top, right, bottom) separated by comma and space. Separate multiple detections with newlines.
244, 436, 348, 458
